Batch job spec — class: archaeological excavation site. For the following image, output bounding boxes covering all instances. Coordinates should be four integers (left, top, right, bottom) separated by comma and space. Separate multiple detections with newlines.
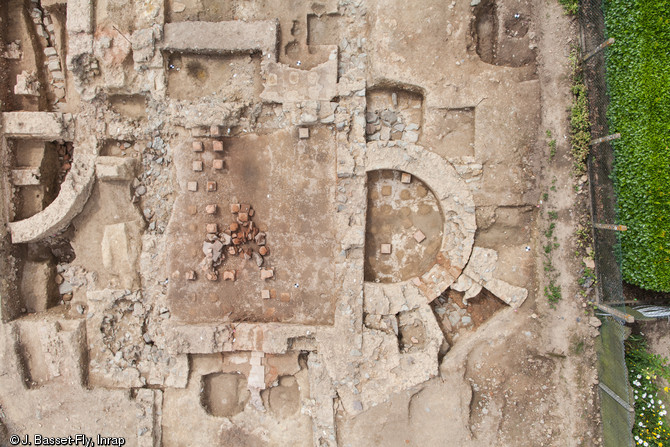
0, 0, 605, 446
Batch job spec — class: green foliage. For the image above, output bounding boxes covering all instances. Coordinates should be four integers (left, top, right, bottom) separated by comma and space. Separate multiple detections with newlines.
604, 0, 670, 291
546, 130, 558, 160
542, 199, 562, 305
625, 335, 670, 445
558, 0, 579, 15
545, 222, 556, 238
545, 281, 562, 304
569, 49, 591, 176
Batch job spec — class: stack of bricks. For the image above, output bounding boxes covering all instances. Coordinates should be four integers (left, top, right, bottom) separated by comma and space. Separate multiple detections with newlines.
29, 0, 66, 100
188, 139, 225, 192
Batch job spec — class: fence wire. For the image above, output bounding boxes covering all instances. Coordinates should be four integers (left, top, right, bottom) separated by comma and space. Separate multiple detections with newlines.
579, 1, 634, 446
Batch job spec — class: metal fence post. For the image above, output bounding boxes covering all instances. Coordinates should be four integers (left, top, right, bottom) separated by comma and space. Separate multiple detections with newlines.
584, 37, 615, 61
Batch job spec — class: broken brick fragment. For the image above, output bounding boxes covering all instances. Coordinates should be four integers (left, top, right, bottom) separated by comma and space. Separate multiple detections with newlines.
413, 230, 426, 243
227, 246, 237, 255
243, 248, 253, 260
185, 270, 196, 281
206, 271, 218, 281
252, 251, 263, 267
249, 208, 255, 217
260, 268, 274, 280
222, 270, 236, 281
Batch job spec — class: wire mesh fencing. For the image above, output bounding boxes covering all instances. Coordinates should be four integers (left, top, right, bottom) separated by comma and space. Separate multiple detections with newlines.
578, 1, 634, 446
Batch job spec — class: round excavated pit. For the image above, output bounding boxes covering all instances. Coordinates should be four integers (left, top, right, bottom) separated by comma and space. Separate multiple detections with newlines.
364, 170, 443, 283
201, 372, 249, 418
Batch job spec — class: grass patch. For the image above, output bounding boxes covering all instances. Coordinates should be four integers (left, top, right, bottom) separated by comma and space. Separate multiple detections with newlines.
558, 0, 579, 15
546, 129, 558, 160
542, 197, 562, 306
545, 281, 562, 304
604, 1, 670, 292
569, 48, 591, 176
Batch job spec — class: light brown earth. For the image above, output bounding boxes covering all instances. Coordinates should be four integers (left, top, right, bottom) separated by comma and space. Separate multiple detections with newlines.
0, 0, 604, 446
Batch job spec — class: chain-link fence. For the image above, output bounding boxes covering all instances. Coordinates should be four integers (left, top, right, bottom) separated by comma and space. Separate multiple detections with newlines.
578, 1, 634, 446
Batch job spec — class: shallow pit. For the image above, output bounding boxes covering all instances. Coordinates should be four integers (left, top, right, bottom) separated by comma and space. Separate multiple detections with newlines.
201, 372, 250, 418
166, 52, 262, 101
364, 170, 443, 283
265, 375, 301, 418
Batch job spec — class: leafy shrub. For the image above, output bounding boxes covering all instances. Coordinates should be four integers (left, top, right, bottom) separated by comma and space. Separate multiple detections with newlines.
605, 0, 670, 291
559, 0, 579, 15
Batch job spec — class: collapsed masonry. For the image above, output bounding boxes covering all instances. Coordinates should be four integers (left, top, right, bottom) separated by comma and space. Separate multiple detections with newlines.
0, 0, 537, 445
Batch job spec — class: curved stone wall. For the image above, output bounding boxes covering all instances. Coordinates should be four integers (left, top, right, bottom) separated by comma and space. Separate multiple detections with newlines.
364, 142, 476, 303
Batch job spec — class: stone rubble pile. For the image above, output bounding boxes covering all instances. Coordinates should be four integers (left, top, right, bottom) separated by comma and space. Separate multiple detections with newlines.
193, 203, 272, 282
365, 106, 421, 143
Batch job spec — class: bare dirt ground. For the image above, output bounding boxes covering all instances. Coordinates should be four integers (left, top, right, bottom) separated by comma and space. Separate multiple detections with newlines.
0, 0, 603, 446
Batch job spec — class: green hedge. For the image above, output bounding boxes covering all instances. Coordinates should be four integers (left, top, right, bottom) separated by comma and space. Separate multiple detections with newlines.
604, 0, 670, 291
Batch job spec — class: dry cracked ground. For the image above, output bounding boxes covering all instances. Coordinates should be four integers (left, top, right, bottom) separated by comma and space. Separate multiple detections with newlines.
0, 0, 603, 446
